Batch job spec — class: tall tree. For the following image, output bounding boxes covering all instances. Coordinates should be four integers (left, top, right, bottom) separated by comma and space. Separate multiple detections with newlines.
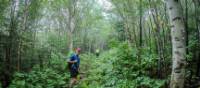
167, 0, 186, 88
67, 0, 78, 51
193, 0, 200, 77
3, 0, 20, 87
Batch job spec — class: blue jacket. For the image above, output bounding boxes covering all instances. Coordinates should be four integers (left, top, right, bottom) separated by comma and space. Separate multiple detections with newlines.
69, 54, 80, 70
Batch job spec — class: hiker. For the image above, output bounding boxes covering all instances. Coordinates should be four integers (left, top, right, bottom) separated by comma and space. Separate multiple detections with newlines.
95, 49, 100, 57
68, 48, 81, 88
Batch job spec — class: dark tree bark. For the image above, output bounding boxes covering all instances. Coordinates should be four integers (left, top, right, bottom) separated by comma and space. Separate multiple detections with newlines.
3, 0, 19, 87
193, 0, 200, 77
139, 0, 143, 47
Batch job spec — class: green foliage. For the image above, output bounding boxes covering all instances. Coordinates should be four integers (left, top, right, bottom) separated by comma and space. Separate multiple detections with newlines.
9, 53, 70, 88
9, 69, 69, 88
0, 0, 9, 21
108, 38, 120, 48
1, 0, 197, 87
76, 42, 166, 88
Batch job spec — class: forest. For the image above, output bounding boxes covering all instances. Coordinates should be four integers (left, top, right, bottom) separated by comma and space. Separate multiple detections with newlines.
0, 0, 200, 88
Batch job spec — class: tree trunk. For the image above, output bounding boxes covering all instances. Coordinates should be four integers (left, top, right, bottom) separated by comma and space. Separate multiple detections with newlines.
67, 0, 77, 52
148, 0, 165, 78
185, 0, 189, 57
167, 0, 186, 88
68, 31, 74, 51
3, 0, 20, 87
17, 0, 29, 72
139, 0, 143, 47
137, 0, 143, 64
193, 0, 200, 77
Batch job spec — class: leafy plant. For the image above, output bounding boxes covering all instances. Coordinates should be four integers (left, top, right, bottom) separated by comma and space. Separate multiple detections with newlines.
9, 53, 70, 88
75, 42, 166, 88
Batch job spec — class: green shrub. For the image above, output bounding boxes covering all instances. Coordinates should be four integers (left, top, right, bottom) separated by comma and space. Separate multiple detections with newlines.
76, 42, 166, 88
9, 42, 167, 88
9, 68, 69, 88
9, 53, 70, 88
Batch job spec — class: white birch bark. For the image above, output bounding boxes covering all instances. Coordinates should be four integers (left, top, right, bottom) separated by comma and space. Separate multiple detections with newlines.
167, 0, 186, 88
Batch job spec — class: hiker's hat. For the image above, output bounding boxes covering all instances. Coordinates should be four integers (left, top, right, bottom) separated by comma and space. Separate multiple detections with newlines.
76, 48, 81, 52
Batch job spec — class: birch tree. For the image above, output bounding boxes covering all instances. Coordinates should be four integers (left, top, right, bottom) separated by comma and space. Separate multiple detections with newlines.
167, 0, 186, 88
67, 0, 78, 51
